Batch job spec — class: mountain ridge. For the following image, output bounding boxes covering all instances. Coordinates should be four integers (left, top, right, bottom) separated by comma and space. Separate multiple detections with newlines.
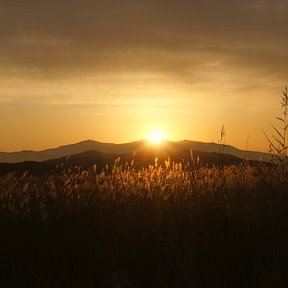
0, 149, 248, 176
0, 139, 271, 164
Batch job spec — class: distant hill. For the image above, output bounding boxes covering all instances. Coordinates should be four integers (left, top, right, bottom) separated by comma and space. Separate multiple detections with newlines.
0, 148, 246, 176
0, 140, 143, 163
0, 139, 271, 164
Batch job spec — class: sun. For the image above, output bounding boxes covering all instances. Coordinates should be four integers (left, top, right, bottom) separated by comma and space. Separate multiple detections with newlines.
148, 129, 164, 143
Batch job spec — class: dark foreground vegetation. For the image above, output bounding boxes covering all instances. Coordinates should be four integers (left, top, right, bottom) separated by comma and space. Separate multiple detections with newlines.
1, 160, 288, 288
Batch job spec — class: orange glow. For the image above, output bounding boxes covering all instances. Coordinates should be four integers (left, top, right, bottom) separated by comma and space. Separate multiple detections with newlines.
148, 129, 164, 143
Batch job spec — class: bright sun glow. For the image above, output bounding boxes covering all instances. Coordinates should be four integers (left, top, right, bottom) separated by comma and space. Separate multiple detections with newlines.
148, 129, 164, 143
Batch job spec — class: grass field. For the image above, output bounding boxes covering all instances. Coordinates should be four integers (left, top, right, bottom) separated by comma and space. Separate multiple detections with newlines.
1, 159, 288, 288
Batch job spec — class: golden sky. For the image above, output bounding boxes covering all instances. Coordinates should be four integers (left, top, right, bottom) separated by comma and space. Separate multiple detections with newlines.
1, 0, 288, 152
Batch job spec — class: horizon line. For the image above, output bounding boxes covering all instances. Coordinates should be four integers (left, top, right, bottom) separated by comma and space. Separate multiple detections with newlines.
0, 138, 269, 155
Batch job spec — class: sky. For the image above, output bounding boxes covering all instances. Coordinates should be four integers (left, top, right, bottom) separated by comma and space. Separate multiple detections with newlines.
1, 0, 288, 152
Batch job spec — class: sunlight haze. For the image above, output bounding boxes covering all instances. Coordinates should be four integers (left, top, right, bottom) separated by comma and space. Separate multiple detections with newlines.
1, 0, 288, 153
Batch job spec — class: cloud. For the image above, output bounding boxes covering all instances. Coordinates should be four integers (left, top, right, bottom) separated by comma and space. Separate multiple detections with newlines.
0, 0, 287, 82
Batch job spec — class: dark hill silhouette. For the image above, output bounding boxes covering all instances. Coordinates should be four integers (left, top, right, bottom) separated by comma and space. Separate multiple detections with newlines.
0, 140, 144, 163
0, 139, 271, 164
0, 147, 247, 176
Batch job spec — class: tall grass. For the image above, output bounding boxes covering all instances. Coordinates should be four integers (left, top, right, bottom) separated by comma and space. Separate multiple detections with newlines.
0, 160, 287, 288
264, 86, 288, 173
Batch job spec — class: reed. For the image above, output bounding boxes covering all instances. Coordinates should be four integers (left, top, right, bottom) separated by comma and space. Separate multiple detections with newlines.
0, 160, 287, 287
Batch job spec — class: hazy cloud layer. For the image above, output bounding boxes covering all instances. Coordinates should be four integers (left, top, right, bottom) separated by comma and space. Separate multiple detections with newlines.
1, 0, 288, 78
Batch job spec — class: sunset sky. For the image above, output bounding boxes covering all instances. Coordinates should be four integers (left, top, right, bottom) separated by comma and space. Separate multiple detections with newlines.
1, 0, 288, 152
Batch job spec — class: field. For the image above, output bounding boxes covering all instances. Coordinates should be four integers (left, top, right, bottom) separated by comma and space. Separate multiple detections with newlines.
1, 159, 288, 288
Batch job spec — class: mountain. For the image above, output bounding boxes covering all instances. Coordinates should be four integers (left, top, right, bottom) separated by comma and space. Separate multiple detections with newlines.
168, 140, 271, 162
0, 151, 123, 176
0, 140, 145, 163
0, 139, 271, 164
0, 149, 245, 176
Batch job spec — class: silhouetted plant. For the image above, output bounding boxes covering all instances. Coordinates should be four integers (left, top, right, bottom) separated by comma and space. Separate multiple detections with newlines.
263, 86, 288, 173
218, 124, 225, 168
